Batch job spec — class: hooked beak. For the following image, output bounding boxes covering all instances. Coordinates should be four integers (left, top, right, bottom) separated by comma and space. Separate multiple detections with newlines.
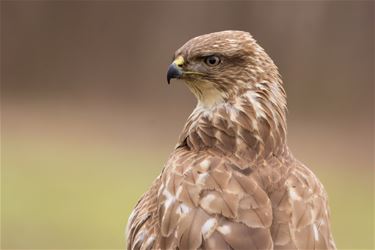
167, 64, 182, 84
167, 56, 184, 84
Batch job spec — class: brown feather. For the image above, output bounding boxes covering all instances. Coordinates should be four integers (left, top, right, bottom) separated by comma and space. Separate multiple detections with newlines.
126, 31, 336, 250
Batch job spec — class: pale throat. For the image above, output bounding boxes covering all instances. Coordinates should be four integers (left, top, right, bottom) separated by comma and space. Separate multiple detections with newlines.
185, 80, 226, 108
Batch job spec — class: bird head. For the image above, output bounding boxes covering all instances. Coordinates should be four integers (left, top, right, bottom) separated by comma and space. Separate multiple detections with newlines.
167, 30, 281, 107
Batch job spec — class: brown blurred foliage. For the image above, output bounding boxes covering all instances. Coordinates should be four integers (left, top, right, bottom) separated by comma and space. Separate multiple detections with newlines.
2, 1, 373, 116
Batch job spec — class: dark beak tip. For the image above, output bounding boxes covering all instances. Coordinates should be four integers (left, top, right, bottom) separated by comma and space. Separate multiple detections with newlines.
167, 75, 172, 84
167, 64, 182, 84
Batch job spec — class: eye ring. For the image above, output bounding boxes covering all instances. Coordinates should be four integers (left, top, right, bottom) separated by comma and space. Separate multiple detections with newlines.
204, 55, 221, 66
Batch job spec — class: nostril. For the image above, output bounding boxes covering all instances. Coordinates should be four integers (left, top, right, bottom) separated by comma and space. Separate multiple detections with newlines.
173, 56, 185, 68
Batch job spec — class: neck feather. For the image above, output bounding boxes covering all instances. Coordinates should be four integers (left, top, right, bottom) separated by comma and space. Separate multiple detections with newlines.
177, 83, 287, 162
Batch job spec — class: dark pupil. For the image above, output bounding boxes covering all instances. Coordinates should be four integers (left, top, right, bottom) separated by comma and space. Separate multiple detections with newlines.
208, 57, 217, 65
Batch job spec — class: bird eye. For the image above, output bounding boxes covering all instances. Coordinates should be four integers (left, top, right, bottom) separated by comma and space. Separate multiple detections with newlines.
204, 55, 221, 66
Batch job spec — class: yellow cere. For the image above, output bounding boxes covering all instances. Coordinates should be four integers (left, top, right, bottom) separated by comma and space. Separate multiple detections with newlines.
173, 56, 184, 67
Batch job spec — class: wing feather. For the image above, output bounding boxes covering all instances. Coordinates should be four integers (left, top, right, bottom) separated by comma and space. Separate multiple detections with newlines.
157, 150, 274, 249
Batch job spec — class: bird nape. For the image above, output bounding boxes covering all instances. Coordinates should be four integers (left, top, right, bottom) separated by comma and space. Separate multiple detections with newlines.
126, 30, 336, 250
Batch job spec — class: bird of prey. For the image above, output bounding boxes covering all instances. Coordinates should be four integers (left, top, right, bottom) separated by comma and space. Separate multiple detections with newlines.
126, 30, 336, 250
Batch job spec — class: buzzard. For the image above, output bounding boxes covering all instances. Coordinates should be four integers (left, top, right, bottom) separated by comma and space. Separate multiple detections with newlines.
126, 31, 336, 250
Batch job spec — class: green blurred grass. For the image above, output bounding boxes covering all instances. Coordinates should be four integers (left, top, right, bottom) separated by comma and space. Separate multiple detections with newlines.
2, 138, 163, 249
315, 167, 374, 249
1, 138, 374, 249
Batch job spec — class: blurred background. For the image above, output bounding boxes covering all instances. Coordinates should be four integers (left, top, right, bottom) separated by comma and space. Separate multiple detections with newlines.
1, 1, 373, 249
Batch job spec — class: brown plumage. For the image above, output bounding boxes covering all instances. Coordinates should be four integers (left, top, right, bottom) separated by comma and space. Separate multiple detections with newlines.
126, 30, 336, 250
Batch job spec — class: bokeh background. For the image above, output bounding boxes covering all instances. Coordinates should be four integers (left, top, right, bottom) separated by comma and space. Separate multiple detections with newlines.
1, 1, 374, 249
